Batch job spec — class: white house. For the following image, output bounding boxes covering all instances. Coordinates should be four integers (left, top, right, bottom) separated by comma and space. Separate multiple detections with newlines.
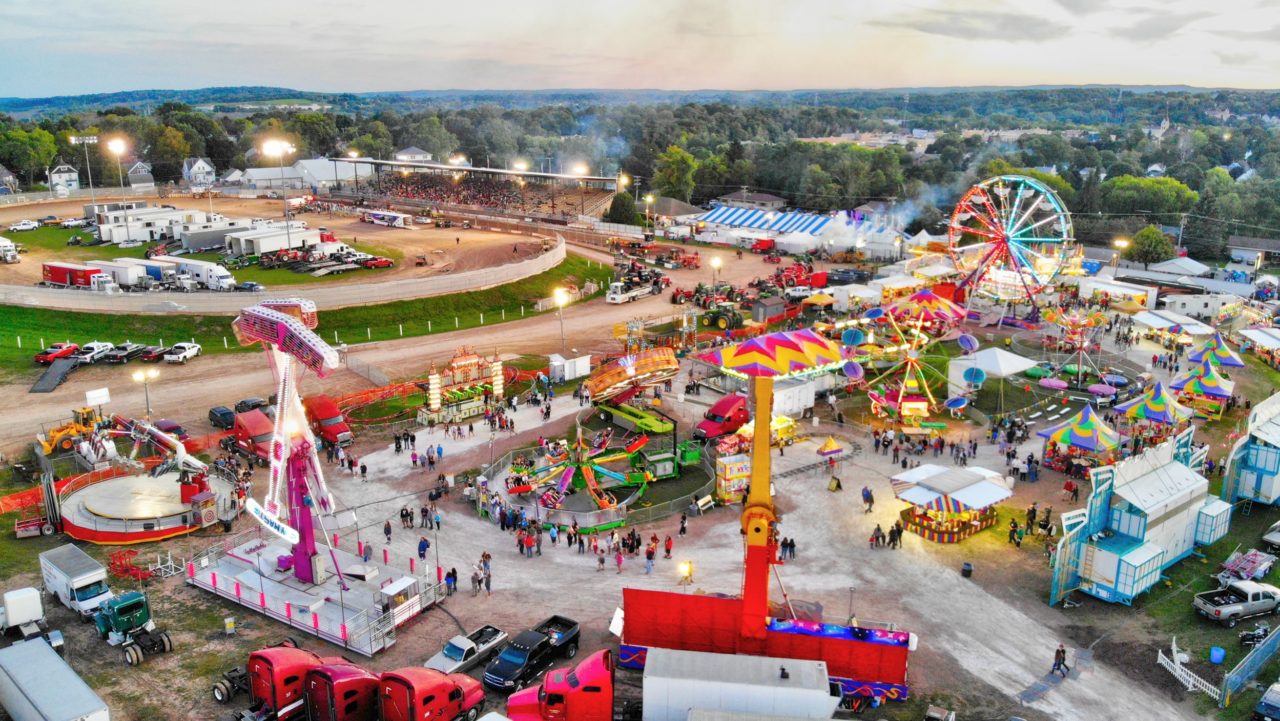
394, 146, 432, 163
182, 157, 217, 186
127, 161, 155, 191
47, 162, 80, 193
243, 167, 304, 189
293, 158, 366, 191
221, 169, 244, 185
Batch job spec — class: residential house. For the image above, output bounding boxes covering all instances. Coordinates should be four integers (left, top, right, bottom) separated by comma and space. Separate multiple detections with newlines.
46, 162, 80, 193
393, 146, 432, 163
221, 169, 244, 185
127, 161, 155, 192
0, 164, 17, 193
1145, 163, 1167, 178
1051, 429, 1229, 606
715, 189, 786, 212
181, 157, 217, 186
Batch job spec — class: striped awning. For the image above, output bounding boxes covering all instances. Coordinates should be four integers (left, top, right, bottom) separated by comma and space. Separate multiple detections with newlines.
698, 206, 833, 236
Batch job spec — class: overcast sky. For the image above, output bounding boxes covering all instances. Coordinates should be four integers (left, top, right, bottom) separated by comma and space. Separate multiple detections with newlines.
1, 0, 1277, 97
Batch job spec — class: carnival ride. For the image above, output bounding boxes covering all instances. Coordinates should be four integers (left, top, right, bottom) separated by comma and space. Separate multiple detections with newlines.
621, 329, 914, 703
853, 307, 952, 423
585, 347, 680, 435
518, 427, 652, 510
948, 175, 1078, 319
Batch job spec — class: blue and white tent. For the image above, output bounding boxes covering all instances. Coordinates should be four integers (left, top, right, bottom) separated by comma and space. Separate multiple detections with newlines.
697, 206, 833, 236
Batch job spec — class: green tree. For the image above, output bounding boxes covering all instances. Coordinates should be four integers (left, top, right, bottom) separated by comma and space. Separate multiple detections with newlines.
401, 116, 458, 161
1180, 190, 1228, 260
653, 145, 698, 203
604, 192, 639, 225
1077, 169, 1102, 214
0, 127, 56, 184
146, 126, 191, 182
1099, 176, 1198, 217
286, 113, 339, 156
1124, 225, 1175, 268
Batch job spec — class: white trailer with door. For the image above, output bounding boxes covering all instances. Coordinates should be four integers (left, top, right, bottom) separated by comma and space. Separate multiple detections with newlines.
0, 640, 110, 721
149, 255, 236, 290
641, 648, 839, 721
39, 544, 113, 619
85, 260, 147, 289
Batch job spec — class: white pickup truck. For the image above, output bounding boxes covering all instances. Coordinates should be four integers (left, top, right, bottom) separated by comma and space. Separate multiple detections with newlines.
1193, 580, 1280, 627
424, 624, 508, 674
75, 341, 114, 364
164, 342, 202, 364
606, 281, 657, 304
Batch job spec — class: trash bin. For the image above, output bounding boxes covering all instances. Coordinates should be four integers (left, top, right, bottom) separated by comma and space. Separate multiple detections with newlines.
222, 518, 233, 533
1210, 646, 1226, 664
961, 562, 973, 578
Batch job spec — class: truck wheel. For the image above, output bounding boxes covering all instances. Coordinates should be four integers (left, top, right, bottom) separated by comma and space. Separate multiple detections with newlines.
1227, 616, 1239, 628
212, 680, 233, 704
598, 410, 613, 424
124, 645, 143, 666
466, 707, 480, 721
160, 631, 173, 653
40, 523, 54, 536
565, 642, 578, 659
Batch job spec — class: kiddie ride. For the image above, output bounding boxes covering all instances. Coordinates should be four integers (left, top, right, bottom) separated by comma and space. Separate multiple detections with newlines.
517, 427, 651, 511
620, 329, 915, 706
212, 641, 485, 721
585, 348, 680, 438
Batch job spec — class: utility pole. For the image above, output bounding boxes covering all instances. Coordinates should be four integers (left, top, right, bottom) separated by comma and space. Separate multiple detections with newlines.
1176, 213, 1187, 250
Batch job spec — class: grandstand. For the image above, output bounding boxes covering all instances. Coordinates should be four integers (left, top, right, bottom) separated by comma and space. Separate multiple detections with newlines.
340, 159, 617, 219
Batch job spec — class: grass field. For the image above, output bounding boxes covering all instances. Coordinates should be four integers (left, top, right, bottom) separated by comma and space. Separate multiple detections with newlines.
0, 254, 612, 380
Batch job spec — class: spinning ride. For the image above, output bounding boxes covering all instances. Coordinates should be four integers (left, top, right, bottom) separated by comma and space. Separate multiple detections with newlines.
949, 175, 1076, 316
522, 427, 651, 510
856, 308, 950, 423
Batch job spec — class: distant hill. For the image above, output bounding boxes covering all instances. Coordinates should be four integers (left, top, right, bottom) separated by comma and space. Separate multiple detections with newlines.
1, 84, 1275, 116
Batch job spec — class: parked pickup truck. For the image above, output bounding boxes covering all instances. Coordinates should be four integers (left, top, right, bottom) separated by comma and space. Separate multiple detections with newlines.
163, 341, 201, 364
483, 615, 579, 692
1193, 580, 1280, 627
424, 624, 508, 674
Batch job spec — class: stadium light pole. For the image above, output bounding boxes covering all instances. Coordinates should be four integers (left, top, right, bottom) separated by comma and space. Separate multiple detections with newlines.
514, 161, 529, 211
573, 164, 588, 216
553, 287, 569, 357
106, 137, 132, 246
710, 255, 722, 288
262, 140, 297, 249
132, 367, 158, 418
1112, 237, 1130, 269
70, 135, 98, 207
644, 194, 654, 228
347, 150, 360, 200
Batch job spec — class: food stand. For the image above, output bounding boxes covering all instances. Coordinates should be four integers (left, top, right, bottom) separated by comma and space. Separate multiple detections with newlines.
715, 454, 751, 504
1037, 405, 1123, 477
891, 464, 1012, 543
1112, 381, 1192, 451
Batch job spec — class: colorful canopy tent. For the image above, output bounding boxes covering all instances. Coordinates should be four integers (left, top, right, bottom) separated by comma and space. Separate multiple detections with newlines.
697, 328, 844, 379
801, 292, 836, 307
1188, 333, 1245, 368
891, 464, 1013, 543
1113, 381, 1192, 425
817, 436, 844, 456
1170, 359, 1236, 419
1037, 405, 1121, 452
886, 288, 965, 325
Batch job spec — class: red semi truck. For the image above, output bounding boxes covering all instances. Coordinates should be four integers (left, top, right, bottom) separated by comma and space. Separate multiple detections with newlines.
378, 667, 486, 721
218, 409, 274, 466
302, 395, 354, 448
693, 394, 751, 440
42, 262, 108, 288
505, 650, 616, 721
304, 662, 379, 721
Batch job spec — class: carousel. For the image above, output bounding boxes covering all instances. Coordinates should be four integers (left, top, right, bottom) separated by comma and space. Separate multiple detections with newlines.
891, 464, 1013, 543
1037, 404, 1123, 478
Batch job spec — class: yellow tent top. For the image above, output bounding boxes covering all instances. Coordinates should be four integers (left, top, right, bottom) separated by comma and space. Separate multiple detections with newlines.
802, 292, 836, 306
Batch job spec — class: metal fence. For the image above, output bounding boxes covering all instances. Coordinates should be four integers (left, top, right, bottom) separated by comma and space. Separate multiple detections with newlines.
1221, 625, 1280, 706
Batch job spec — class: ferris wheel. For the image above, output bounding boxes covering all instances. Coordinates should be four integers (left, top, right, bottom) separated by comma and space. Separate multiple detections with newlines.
948, 175, 1075, 309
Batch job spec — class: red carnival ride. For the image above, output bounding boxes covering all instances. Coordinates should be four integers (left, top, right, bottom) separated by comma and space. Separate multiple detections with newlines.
618, 329, 915, 703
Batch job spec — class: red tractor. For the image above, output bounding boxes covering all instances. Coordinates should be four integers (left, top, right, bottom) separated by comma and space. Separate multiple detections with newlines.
670, 288, 696, 304
763, 253, 782, 264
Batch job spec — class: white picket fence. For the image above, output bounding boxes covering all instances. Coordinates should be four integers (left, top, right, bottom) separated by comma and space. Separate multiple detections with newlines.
1157, 637, 1222, 701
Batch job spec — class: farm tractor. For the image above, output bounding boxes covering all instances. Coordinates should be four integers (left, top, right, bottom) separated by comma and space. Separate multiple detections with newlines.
37, 407, 102, 456
700, 303, 745, 331
94, 591, 174, 666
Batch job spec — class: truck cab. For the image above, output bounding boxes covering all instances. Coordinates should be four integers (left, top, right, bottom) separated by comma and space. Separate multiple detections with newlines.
378, 667, 485, 721
247, 646, 343, 721
694, 394, 750, 439
1255, 681, 1280, 721
39, 544, 113, 619
302, 395, 354, 448
506, 650, 615, 721
304, 662, 380, 721
220, 409, 274, 466
750, 238, 776, 254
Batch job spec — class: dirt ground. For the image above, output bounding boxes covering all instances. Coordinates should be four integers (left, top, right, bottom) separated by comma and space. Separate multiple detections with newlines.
0, 195, 544, 287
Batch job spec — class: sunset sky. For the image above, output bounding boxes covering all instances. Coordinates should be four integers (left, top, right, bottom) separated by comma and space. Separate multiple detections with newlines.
1, 0, 1277, 96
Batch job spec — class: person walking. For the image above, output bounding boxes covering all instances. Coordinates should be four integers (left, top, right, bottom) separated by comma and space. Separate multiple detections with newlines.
421, 504, 430, 528
664, 535, 674, 559
1052, 644, 1071, 677
645, 543, 655, 575
679, 513, 687, 536
383, 520, 392, 544
418, 536, 429, 562
615, 549, 624, 574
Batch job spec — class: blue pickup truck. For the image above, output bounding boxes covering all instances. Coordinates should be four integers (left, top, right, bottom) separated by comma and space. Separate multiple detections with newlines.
1255, 682, 1280, 721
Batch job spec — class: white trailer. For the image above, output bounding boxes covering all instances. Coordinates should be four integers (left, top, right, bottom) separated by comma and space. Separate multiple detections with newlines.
39, 544, 113, 619
113, 257, 178, 284
85, 260, 147, 288
150, 255, 236, 291
0, 639, 110, 721
0, 589, 45, 639
828, 283, 881, 312
225, 227, 321, 256
642, 648, 839, 721
773, 378, 817, 417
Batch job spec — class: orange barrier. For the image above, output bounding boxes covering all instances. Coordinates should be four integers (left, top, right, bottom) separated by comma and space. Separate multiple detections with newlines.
0, 457, 164, 514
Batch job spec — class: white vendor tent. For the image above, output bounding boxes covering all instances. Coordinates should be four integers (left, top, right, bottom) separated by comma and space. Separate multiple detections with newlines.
1079, 277, 1158, 310
967, 347, 1038, 378
1150, 257, 1212, 277
1240, 327, 1280, 351
1132, 309, 1215, 338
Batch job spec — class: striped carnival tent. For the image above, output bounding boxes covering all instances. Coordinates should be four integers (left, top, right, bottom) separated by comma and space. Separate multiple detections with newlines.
697, 206, 834, 235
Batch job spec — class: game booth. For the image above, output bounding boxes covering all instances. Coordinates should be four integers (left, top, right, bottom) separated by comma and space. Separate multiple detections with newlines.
1170, 359, 1236, 420
1240, 327, 1280, 368
1111, 381, 1193, 452
890, 464, 1013, 543
1037, 405, 1123, 478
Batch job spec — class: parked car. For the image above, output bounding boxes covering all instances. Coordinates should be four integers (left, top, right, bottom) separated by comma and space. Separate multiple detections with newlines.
34, 342, 80, 365
1193, 580, 1280, 627
75, 341, 115, 364
59, 217, 90, 228
7, 220, 39, 232
103, 343, 147, 364
234, 281, 266, 292
1254, 681, 1280, 721
140, 346, 171, 362
163, 342, 201, 364
425, 625, 508, 675
1263, 521, 1280, 553
208, 406, 235, 430
483, 615, 579, 692
360, 256, 394, 269
152, 419, 189, 440
234, 397, 275, 419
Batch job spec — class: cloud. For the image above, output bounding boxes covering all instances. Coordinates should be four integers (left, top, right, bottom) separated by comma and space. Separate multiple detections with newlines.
1051, 0, 1108, 13
1215, 49, 1260, 65
1212, 24, 1280, 41
872, 9, 1073, 42
1107, 11, 1212, 40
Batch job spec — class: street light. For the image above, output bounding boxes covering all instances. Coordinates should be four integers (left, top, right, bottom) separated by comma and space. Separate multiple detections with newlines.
553, 287, 569, 356
513, 160, 529, 172
106, 138, 131, 245
710, 255, 722, 288
69, 135, 98, 206
644, 194, 655, 228
132, 367, 158, 418
1112, 237, 1130, 268
571, 165, 589, 216
262, 140, 297, 250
